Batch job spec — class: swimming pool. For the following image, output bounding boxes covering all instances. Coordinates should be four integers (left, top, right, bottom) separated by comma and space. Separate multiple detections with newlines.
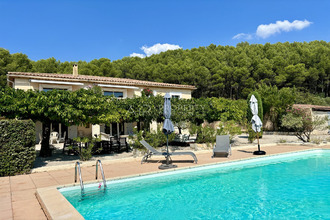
60, 150, 330, 219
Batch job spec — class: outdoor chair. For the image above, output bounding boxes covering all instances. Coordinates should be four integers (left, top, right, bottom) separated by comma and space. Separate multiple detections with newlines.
58, 131, 66, 143
49, 131, 59, 144
110, 136, 120, 153
62, 138, 79, 155
38, 133, 42, 144
100, 140, 111, 153
118, 137, 129, 152
212, 135, 232, 158
140, 140, 198, 164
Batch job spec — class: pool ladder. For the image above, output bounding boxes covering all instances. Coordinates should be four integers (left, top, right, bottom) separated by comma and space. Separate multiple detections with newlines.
75, 160, 107, 194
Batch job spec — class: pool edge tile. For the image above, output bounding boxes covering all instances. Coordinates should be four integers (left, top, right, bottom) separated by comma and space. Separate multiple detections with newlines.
36, 187, 84, 220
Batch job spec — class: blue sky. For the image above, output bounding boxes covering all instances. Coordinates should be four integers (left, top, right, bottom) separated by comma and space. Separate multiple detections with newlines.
0, 0, 329, 62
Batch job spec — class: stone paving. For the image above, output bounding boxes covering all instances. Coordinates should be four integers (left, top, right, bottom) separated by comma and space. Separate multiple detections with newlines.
0, 143, 329, 220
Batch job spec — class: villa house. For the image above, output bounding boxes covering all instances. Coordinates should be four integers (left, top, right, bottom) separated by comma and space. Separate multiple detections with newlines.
7, 65, 196, 143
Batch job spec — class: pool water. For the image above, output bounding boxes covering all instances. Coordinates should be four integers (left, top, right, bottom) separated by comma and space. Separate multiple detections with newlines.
60, 150, 330, 219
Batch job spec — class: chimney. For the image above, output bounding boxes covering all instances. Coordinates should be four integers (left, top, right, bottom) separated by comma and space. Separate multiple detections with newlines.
73, 64, 78, 76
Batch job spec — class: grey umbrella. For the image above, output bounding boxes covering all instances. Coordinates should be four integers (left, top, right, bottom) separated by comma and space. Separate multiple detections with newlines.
162, 93, 174, 135
249, 95, 266, 155
159, 93, 177, 169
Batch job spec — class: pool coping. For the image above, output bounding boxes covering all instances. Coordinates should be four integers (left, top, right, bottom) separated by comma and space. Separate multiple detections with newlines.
36, 148, 327, 219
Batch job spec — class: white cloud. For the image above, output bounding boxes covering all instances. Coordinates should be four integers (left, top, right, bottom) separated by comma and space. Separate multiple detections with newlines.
130, 53, 146, 58
141, 43, 182, 56
232, 33, 253, 40
130, 43, 182, 58
233, 19, 312, 40
256, 19, 312, 39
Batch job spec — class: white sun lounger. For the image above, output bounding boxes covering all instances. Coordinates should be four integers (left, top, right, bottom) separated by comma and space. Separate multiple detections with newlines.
140, 140, 198, 164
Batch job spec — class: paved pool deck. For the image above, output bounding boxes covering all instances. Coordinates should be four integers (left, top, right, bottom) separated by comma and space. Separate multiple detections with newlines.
0, 144, 329, 220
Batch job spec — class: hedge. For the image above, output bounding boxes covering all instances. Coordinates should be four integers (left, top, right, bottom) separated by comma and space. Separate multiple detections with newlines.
0, 120, 36, 176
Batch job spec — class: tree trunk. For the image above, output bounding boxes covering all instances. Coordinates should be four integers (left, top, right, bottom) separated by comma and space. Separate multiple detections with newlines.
137, 121, 141, 131
39, 120, 52, 157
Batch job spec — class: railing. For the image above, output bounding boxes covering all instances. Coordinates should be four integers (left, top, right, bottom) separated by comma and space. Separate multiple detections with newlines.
74, 161, 84, 193
95, 160, 107, 188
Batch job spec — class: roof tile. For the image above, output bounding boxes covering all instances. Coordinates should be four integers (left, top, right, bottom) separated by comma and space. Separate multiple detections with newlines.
8, 72, 196, 90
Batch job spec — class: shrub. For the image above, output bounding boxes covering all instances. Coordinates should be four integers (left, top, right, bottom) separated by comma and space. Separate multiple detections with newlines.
189, 121, 242, 145
256, 84, 296, 130
278, 138, 287, 143
142, 88, 154, 97
0, 120, 36, 176
209, 97, 248, 124
129, 125, 175, 150
68, 137, 102, 161
246, 127, 255, 143
281, 108, 328, 142
217, 120, 242, 140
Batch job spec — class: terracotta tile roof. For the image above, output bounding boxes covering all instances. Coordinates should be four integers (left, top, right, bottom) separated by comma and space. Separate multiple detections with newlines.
293, 104, 330, 111
8, 72, 196, 90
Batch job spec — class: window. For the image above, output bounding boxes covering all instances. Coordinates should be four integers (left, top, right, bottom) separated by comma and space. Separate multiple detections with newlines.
104, 91, 124, 98
39, 84, 72, 91
43, 88, 66, 92
169, 92, 182, 99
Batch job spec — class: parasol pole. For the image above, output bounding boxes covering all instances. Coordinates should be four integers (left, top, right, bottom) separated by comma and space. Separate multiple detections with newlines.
166, 134, 169, 165
257, 132, 260, 152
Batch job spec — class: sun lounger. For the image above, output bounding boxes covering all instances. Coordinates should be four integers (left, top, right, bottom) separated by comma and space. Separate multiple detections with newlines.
213, 135, 232, 157
140, 140, 198, 164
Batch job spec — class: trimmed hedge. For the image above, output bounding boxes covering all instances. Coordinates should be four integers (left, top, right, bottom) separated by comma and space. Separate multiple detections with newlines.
0, 120, 36, 176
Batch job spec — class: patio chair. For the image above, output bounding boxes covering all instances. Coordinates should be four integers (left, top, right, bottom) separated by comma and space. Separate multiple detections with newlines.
118, 137, 129, 152
213, 135, 232, 158
140, 140, 198, 164
110, 136, 120, 153
58, 131, 66, 143
49, 131, 59, 144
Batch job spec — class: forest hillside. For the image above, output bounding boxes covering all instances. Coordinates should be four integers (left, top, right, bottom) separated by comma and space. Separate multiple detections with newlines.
0, 41, 329, 99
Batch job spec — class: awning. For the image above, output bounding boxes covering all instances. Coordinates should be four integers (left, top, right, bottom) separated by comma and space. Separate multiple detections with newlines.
30, 79, 84, 86
97, 84, 139, 90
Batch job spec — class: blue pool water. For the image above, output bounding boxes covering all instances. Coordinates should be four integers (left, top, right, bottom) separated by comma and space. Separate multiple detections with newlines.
60, 150, 330, 219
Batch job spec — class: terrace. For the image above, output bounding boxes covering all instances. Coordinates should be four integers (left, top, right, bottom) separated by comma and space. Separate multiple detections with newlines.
0, 140, 329, 219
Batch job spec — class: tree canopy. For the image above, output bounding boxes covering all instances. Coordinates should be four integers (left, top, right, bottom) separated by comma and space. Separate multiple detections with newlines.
1, 41, 329, 99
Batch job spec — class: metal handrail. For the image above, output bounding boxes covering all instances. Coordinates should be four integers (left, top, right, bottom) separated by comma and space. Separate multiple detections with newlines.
75, 161, 84, 192
95, 160, 107, 188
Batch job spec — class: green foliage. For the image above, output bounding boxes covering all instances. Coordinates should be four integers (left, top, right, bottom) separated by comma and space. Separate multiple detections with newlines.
189, 121, 241, 145
278, 138, 287, 143
217, 120, 243, 140
210, 97, 248, 124
141, 88, 153, 97
281, 108, 328, 142
68, 137, 102, 161
295, 92, 330, 106
189, 124, 217, 145
256, 84, 296, 130
247, 127, 257, 143
2, 41, 330, 98
0, 120, 36, 176
120, 95, 163, 124
0, 87, 123, 157
129, 126, 175, 150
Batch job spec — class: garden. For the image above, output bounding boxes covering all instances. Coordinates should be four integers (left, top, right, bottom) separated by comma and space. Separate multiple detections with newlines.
0, 84, 329, 176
